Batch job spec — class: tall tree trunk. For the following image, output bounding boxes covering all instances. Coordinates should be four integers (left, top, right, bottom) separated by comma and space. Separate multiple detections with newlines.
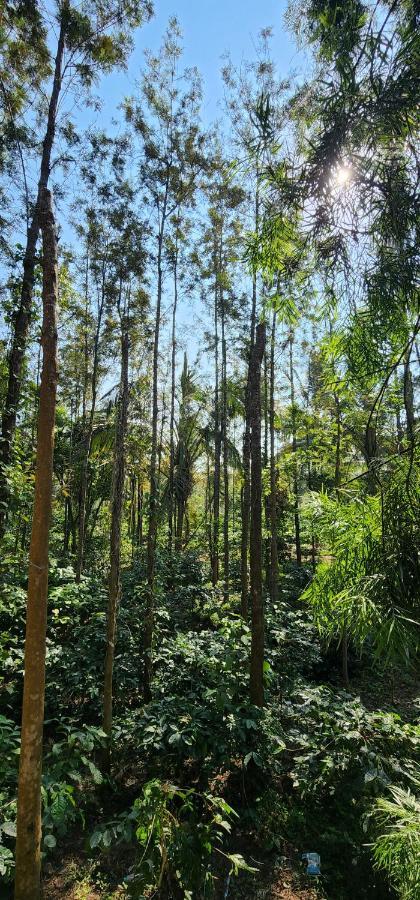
76, 266, 105, 581
334, 393, 342, 494
175, 498, 185, 551
137, 481, 143, 546
249, 321, 266, 707
145, 190, 168, 701
157, 391, 166, 492
395, 375, 404, 453
103, 317, 129, 771
403, 348, 415, 442
63, 401, 75, 556
168, 250, 178, 550
240, 423, 251, 617
364, 423, 378, 496
334, 391, 349, 688
130, 475, 136, 559
206, 452, 213, 566
221, 303, 229, 601
0, 17, 66, 541
289, 333, 301, 565
212, 282, 221, 585
269, 311, 279, 603
240, 174, 259, 616
240, 267, 258, 617
263, 346, 271, 587
14, 188, 58, 900
306, 425, 316, 572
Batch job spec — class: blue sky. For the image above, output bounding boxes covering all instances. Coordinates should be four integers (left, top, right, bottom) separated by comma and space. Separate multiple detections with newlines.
90, 0, 309, 129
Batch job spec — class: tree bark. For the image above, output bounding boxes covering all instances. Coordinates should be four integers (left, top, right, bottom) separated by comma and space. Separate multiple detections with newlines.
212, 281, 221, 586
175, 497, 185, 551
168, 249, 178, 550
221, 302, 229, 601
76, 262, 106, 581
240, 267, 258, 617
157, 391, 166, 493
137, 481, 143, 546
14, 188, 58, 900
102, 317, 129, 771
364, 423, 378, 496
289, 333, 301, 565
269, 311, 279, 603
403, 348, 415, 442
249, 321, 266, 707
0, 16, 66, 541
263, 346, 271, 588
145, 187, 168, 701
334, 390, 349, 688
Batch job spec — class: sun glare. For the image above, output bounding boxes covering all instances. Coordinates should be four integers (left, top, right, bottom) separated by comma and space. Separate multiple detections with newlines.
334, 164, 352, 186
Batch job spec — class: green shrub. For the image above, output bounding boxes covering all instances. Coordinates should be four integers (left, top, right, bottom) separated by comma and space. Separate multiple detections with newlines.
371, 776, 420, 900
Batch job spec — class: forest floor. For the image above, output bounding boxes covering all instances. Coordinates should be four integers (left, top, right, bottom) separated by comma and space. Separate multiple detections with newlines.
42, 846, 324, 899
42, 859, 322, 900
2, 558, 418, 899
40, 657, 419, 900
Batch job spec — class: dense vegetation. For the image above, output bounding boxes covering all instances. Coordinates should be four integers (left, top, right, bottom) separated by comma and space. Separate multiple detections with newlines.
0, 1, 418, 898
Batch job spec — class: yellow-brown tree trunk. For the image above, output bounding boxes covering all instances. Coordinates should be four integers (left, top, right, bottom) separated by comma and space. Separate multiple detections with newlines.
14, 188, 58, 899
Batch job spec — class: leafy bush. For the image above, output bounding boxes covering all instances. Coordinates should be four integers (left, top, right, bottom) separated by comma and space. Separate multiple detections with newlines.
0, 718, 107, 882
370, 776, 420, 900
301, 492, 420, 668
90, 779, 254, 898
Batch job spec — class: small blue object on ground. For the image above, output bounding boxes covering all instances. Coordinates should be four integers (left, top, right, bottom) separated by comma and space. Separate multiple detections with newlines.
301, 852, 321, 876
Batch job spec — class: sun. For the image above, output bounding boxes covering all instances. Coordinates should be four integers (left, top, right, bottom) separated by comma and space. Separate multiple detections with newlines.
334, 164, 352, 186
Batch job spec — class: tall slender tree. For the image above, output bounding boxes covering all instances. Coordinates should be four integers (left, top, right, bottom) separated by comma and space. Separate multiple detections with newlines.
269, 309, 279, 602
14, 188, 58, 900
103, 294, 130, 770
249, 321, 266, 707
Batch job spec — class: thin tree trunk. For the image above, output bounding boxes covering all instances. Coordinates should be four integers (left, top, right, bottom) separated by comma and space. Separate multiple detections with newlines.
403, 348, 415, 442
240, 422, 251, 617
206, 453, 213, 566
76, 264, 105, 582
240, 177, 259, 612
14, 188, 58, 900
336, 394, 349, 687
249, 321, 266, 707
263, 345, 271, 588
168, 250, 178, 550
130, 475, 136, 559
145, 189, 168, 701
0, 18, 66, 541
102, 315, 129, 771
221, 304, 229, 601
87, 497, 105, 546
306, 426, 316, 572
364, 423, 378, 496
269, 311, 279, 603
175, 499, 185, 551
212, 281, 221, 586
137, 482, 143, 546
240, 267, 258, 617
289, 333, 301, 565
66, 496, 77, 554
396, 383, 404, 452
263, 348, 268, 468
157, 391, 166, 492
334, 393, 342, 494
